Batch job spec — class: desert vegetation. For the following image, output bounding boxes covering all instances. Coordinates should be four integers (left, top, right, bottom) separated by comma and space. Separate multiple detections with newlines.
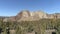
0, 18, 60, 34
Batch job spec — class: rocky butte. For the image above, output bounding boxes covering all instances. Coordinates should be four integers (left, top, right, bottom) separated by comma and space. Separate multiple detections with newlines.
0, 10, 60, 22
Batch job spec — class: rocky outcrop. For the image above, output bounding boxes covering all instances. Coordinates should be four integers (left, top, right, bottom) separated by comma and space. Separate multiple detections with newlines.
15, 10, 60, 22
16, 10, 47, 22
16, 10, 30, 20
0, 10, 60, 22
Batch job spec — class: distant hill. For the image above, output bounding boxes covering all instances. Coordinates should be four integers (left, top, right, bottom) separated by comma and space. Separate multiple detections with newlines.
0, 10, 60, 22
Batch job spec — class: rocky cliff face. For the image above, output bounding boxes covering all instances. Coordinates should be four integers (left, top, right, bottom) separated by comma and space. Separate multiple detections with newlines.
16, 10, 30, 20
16, 10, 48, 22
0, 10, 60, 22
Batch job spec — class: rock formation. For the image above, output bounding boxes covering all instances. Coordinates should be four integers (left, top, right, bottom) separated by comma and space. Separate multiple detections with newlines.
0, 10, 60, 22
16, 10, 47, 22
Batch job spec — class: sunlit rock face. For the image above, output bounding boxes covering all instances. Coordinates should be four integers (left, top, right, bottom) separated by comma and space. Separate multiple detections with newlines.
31, 11, 47, 19
16, 10, 31, 20
1, 10, 60, 22
17, 10, 48, 22
20, 10, 30, 18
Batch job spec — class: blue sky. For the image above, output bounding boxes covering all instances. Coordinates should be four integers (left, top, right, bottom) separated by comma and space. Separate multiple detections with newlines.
0, 0, 60, 16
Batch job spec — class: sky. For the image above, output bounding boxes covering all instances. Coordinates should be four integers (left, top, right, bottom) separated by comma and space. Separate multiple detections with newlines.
0, 0, 60, 16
